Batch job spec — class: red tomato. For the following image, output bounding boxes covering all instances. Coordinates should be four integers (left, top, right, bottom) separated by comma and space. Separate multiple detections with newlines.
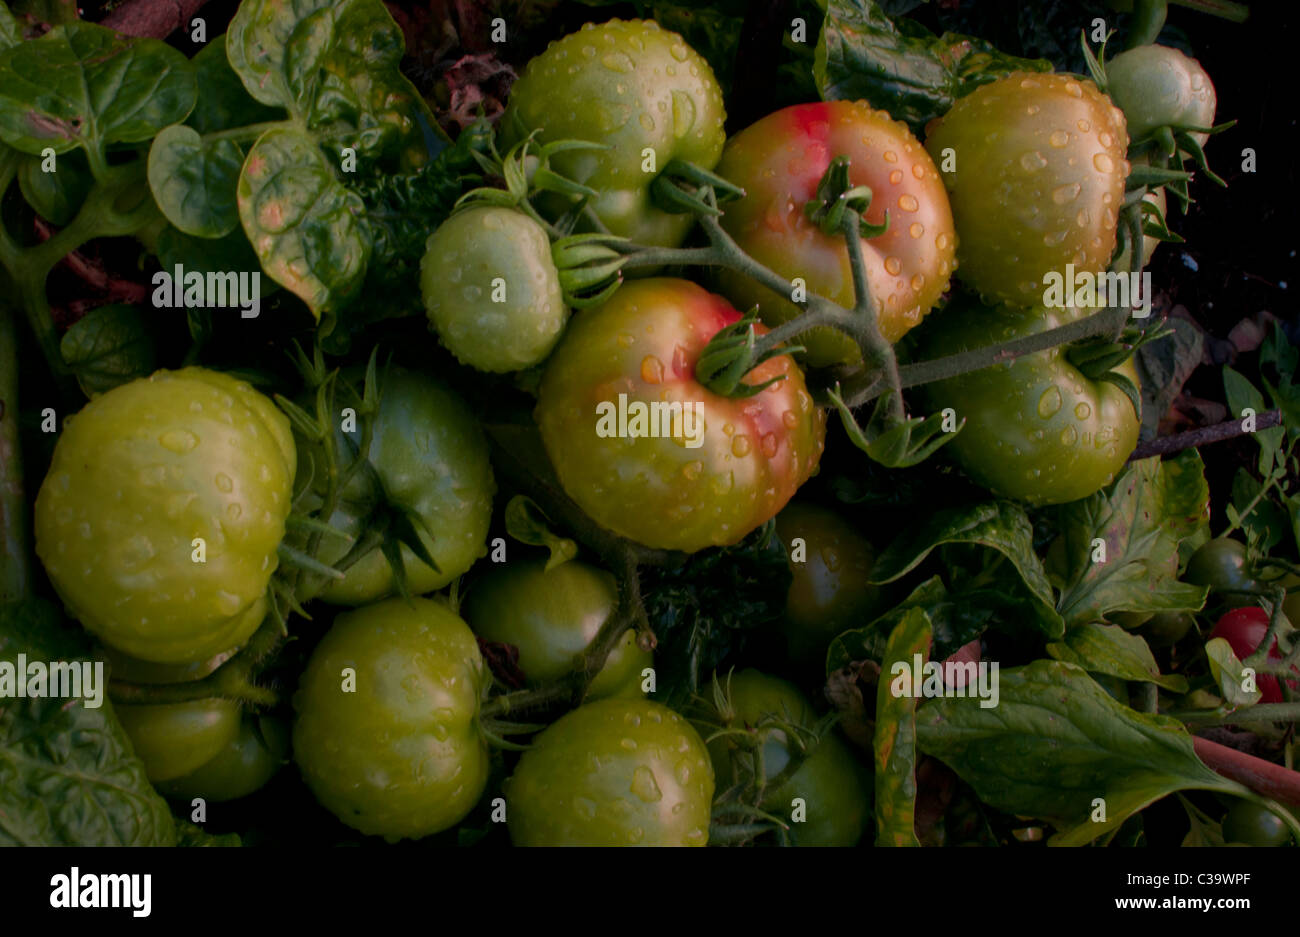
1209, 607, 1297, 703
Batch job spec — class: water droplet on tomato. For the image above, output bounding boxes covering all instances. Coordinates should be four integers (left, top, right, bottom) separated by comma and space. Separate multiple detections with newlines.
1037, 387, 1062, 417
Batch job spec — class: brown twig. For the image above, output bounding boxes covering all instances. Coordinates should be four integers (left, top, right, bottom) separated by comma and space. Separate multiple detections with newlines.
100, 0, 211, 38
1194, 736, 1300, 806
1129, 409, 1283, 461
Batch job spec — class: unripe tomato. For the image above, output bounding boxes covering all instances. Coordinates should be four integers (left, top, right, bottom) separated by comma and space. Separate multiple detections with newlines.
116, 698, 241, 783
158, 715, 289, 803
420, 206, 569, 373
1105, 45, 1216, 146
1208, 607, 1297, 704
502, 19, 726, 248
1221, 800, 1293, 847
924, 72, 1130, 308
716, 100, 957, 367
462, 558, 650, 700
35, 368, 296, 664
911, 297, 1140, 505
506, 698, 714, 846
292, 597, 490, 840
535, 278, 826, 553
1185, 537, 1261, 607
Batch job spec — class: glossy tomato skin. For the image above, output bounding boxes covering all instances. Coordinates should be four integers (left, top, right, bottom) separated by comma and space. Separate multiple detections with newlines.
1209, 607, 1295, 704
716, 101, 957, 368
912, 298, 1140, 505
421, 207, 569, 373
1105, 45, 1216, 146
158, 715, 289, 803
705, 670, 870, 846
462, 558, 651, 700
299, 367, 494, 605
292, 597, 490, 840
775, 502, 890, 666
502, 19, 726, 248
506, 698, 714, 846
35, 368, 296, 664
535, 278, 826, 553
924, 73, 1129, 308
1185, 538, 1260, 607
1222, 801, 1292, 847
116, 698, 242, 783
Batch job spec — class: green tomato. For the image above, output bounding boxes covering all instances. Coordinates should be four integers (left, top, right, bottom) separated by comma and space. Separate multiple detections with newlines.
158, 715, 289, 803
421, 207, 569, 372
1222, 801, 1293, 847
292, 597, 490, 841
1141, 610, 1195, 647
1185, 537, 1260, 606
924, 72, 1130, 308
704, 669, 870, 847
501, 19, 726, 248
462, 558, 650, 701
775, 502, 890, 667
104, 644, 237, 685
1106, 45, 1216, 146
116, 698, 241, 783
506, 698, 714, 846
298, 366, 495, 605
911, 297, 1140, 506
35, 368, 296, 663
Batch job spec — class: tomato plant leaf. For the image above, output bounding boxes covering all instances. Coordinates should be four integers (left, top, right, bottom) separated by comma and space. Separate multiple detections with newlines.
873, 607, 930, 846
16, 145, 90, 225
186, 34, 284, 135
59, 304, 156, 398
0, 2, 20, 50
915, 659, 1252, 846
237, 127, 370, 322
0, 23, 195, 168
815, 0, 1053, 131
1204, 636, 1263, 707
227, 0, 439, 166
870, 500, 1063, 638
1046, 622, 1188, 692
1223, 365, 1282, 477
1052, 450, 1210, 627
0, 600, 177, 846
148, 124, 243, 238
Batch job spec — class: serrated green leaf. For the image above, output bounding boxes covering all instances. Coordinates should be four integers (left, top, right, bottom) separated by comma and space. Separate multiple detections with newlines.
0, 23, 195, 165
1047, 622, 1187, 692
916, 659, 1251, 846
1223, 365, 1282, 476
0, 600, 177, 845
1204, 637, 1263, 707
148, 124, 243, 238
1052, 451, 1210, 627
59, 304, 156, 398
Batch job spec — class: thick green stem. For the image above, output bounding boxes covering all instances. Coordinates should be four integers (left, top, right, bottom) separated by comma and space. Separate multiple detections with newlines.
839, 209, 904, 422
1126, 0, 1168, 48
1169, 0, 1249, 22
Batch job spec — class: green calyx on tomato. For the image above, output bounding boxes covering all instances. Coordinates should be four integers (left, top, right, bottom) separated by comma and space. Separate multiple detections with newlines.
911, 296, 1140, 506
292, 597, 490, 841
117, 697, 242, 783
501, 18, 726, 249
420, 206, 569, 373
157, 715, 289, 803
296, 365, 495, 605
716, 100, 957, 368
775, 502, 891, 667
462, 557, 650, 701
506, 698, 714, 846
1105, 45, 1216, 148
34, 368, 296, 664
701, 669, 870, 847
535, 277, 826, 554
924, 72, 1130, 309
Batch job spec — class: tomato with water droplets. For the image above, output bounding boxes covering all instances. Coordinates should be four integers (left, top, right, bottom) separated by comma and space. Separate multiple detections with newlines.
924, 72, 1130, 308
910, 295, 1140, 505
535, 278, 826, 554
716, 100, 957, 367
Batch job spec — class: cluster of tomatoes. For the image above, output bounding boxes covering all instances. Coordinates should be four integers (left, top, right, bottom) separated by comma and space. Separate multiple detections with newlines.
28, 17, 1232, 846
